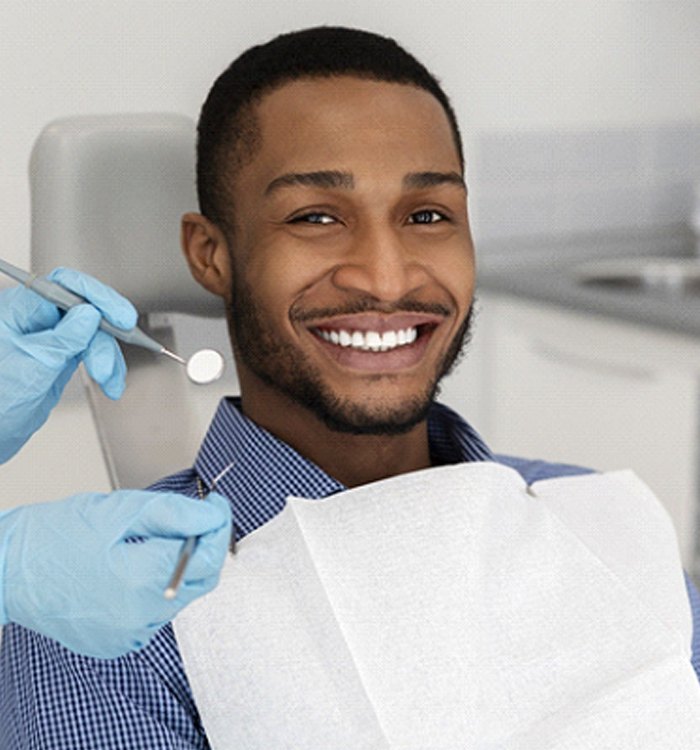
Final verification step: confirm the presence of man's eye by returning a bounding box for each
[289,212,336,225]
[408,210,446,225]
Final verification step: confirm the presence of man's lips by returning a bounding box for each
[304,311,446,371]
[309,312,443,351]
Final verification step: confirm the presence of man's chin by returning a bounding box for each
[309,392,435,437]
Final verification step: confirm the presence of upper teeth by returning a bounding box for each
[316,327,418,351]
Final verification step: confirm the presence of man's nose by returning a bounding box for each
[331,225,428,302]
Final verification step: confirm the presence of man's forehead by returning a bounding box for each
[262,78,455,144]
[251,76,451,145]
[226,75,462,200]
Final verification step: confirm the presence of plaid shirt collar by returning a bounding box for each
[193,397,493,540]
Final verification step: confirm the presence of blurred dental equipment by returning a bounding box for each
[0,257,225,385]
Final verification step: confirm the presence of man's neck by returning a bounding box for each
[239,391,432,488]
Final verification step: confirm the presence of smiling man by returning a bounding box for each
[2,25,700,750]
[183,71,476,488]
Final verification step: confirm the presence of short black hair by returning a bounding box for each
[196,26,464,234]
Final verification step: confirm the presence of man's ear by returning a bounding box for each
[180,212,232,298]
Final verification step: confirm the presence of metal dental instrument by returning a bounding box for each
[0,257,187,365]
[164,461,237,600]
[0,259,227,384]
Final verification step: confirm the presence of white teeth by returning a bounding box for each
[316,327,419,351]
[382,331,397,349]
[365,332,382,351]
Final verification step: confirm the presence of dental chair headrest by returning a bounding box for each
[30,113,222,317]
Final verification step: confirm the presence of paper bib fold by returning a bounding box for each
[174,462,700,749]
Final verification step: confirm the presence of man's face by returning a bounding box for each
[224,76,476,435]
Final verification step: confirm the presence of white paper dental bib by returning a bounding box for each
[173,462,700,749]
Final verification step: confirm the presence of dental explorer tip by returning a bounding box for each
[160,348,187,366]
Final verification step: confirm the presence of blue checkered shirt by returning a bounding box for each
[2,397,700,748]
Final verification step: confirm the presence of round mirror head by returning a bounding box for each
[186,348,225,385]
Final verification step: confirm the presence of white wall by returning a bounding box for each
[2,0,700,267]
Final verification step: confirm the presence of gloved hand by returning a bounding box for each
[0,267,137,463]
[0,488,232,659]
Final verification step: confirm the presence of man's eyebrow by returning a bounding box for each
[265,170,354,195]
[402,171,466,191]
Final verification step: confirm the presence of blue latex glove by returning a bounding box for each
[0,489,232,658]
[0,267,137,463]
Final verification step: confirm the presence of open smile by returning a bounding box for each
[315,325,419,351]
[306,312,446,372]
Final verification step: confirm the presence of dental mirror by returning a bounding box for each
[186,348,225,385]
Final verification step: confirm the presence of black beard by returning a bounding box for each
[227,276,474,436]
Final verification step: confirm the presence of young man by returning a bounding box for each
[2,26,699,749]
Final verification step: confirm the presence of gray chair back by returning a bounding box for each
[30,114,235,488]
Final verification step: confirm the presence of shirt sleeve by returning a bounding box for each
[495,453,700,685]
[0,622,208,750]
[684,572,700,681]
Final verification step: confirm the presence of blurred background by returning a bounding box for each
[2,1,700,256]
[2,0,700,573]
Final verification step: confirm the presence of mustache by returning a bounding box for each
[291,297,452,323]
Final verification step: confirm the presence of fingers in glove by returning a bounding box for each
[0,285,61,334]
[83,330,128,399]
[176,571,224,601]
[115,535,224,608]
[16,305,102,369]
[179,517,231,583]
[124,491,232,540]
[48,267,138,331]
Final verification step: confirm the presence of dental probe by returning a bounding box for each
[0,257,186,365]
[164,461,237,601]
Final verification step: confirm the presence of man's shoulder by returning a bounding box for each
[146,467,197,494]
[493,454,594,484]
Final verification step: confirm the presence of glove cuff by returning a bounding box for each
[0,509,19,625]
